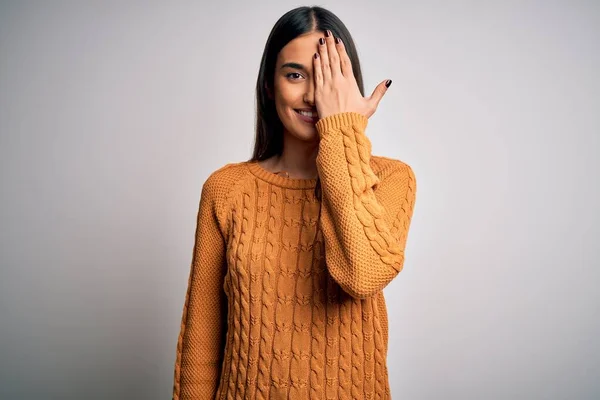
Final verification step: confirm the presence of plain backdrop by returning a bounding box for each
[1,1,598,399]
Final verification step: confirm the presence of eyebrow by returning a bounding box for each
[280,62,307,71]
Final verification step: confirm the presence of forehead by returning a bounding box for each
[276,31,323,66]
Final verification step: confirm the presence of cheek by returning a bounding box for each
[275,96,297,121]
[275,81,302,108]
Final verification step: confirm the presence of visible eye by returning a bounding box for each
[286,72,304,80]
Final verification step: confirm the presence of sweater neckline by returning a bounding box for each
[247,160,317,189]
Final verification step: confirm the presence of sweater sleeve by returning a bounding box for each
[315,112,417,299]
[173,172,229,399]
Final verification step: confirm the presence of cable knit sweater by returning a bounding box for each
[173,112,417,399]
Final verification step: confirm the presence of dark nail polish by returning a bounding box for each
[319,38,325,45]
[325,30,330,37]
[335,37,340,44]
[314,53,319,59]
[385,79,392,88]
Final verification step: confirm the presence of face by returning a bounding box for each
[269,31,323,142]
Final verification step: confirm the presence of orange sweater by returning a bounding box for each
[173,112,417,399]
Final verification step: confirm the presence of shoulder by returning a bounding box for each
[203,161,250,192]
[201,161,252,206]
[371,155,416,183]
[202,160,256,208]
[199,161,252,232]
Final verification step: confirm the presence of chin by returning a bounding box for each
[285,126,318,142]
[295,122,319,139]
[280,112,318,141]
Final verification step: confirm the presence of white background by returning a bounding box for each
[1,1,598,399]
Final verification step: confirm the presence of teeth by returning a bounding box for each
[297,110,316,118]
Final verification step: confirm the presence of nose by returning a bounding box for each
[303,80,315,106]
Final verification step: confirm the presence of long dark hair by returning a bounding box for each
[248,6,365,202]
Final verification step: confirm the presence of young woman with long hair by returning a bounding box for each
[173,6,417,399]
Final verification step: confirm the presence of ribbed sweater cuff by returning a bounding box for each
[315,111,369,138]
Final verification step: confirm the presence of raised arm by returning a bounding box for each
[173,172,229,399]
[315,112,417,299]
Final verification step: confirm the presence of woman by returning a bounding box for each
[173,6,417,400]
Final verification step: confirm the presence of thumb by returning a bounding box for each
[369,79,392,108]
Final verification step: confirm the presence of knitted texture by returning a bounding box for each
[173,112,417,399]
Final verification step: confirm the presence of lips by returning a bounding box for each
[295,109,319,123]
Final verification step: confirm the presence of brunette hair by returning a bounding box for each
[249,6,365,202]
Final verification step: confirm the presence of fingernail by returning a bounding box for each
[319,38,325,45]
[314,53,319,59]
[335,37,340,44]
[325,30,331,37]
[385,79,392,88]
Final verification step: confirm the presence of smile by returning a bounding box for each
[295,109,317,117]
[295,109,319,123]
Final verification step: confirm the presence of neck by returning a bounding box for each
[272,130,319,179]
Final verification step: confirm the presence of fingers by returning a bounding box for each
[313,51,323,90]
[318,31,354,80]
[317,36,332,84]
[368,79,391,110]
[323,30,341,78]
[335,37,354,78]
